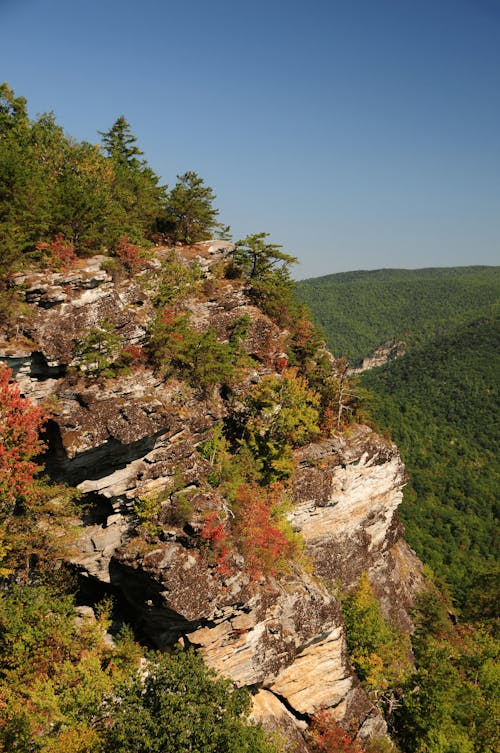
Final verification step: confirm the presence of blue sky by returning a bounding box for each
[1,0,499,278]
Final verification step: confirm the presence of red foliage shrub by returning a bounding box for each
[115,236,148,272]
[159,308,185,341]
[320,405,336,435]
[200,512,233,577]
[275,356,288,373]
[36,234,77,271]
[310,710,363,753]
[0,364,47,515]
[118,344,147,368]
[233,483,298,580]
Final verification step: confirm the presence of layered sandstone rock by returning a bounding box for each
[0,245,423,746]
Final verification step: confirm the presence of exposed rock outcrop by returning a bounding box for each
[0,244,424,747]
[349,340,406,374]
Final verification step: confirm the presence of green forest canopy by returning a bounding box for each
[296,266,500,364]
[297,265,499,617]
[362,313,499,616]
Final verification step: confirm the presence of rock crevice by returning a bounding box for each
[0,247,424,746]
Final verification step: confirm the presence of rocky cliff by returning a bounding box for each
[0,243,424,748]
[349,340,406,375]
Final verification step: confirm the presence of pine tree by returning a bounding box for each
[165,171,220,244]
[232,232,296,280]
[99,116,167,245]
[99,116,143,168]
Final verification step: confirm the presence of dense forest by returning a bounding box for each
[0,82,224,279]
[297,268,499,620]
[0,84,498,753]
[296,267,500,364]
[362,314,499,616]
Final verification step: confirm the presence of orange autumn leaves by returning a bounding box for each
[201,483,301,581]
[0,364,46,516]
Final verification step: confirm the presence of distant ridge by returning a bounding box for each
[299,264,496,284]
[296,265,500,364]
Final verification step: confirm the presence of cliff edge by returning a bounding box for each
[0,243,424,747]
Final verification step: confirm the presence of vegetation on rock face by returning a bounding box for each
[74,320,121,376]
[239,367,322,482]
[309,710,364,753]
[341,573,411,705]
[231,482,302,579]
[230,232,299,326]
[0,364,76,580]
[4,85,497,753]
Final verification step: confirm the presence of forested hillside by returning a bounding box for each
[362,314,499,616]
[298,267,499,619]
[296,267,500,364]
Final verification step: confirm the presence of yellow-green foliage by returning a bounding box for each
[341,573,411,698]
[147,305,236,392]
[0,585,138,752]
[242,367,321,482]
[133,472,194,536]
[155,251,202,306]
[74,320,121,376]
[133,494,164,536]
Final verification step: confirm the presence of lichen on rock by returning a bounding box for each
[0,243,424,748]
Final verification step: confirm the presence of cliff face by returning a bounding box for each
[349,340,406,374]
[0,244,424,746]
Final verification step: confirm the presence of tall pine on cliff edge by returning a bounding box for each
[99,115,168,244]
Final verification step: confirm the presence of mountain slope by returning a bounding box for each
[297,267,499,615]
[296,266,500,364]
[362,313,499,613]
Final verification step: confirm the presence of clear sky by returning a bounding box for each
[1,0,499,278]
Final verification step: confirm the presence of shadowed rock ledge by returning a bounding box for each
[0,245,424,746]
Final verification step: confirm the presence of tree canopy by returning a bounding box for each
[99,116,144,168]
[0,84,224,272]
[164,171,221,244]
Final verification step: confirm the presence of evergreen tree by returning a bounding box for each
[165,171,220,243]
[0,83,36,272]
[99,115,143,168]
[230,233,298,325]
[99,116,167,245]
[232,232,296,280]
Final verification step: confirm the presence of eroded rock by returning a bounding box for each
[1,248,424,747]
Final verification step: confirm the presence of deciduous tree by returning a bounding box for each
[103,649,276,753]
[241,367,320,482]
[0,364,46,521]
